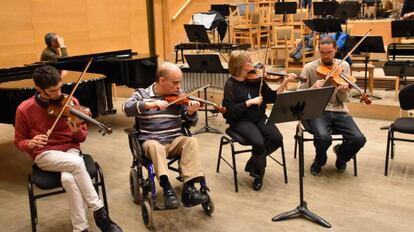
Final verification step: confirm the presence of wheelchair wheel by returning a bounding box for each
[129,168,141,204]
[201,193,214,216]
[141,199,153,228]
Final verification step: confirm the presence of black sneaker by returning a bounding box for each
[181,186,208,207]
[93,207,123,232]
[164,188,179,209]
[333,144,347,173]
[310,161,322,176]
[252,175,263,191]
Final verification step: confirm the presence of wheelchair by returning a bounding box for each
[124,124,214,228]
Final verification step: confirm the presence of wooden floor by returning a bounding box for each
[1,99,414,232]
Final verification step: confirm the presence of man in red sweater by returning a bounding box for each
[14,65,122,232]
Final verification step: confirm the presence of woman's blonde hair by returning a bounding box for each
[228,50,251,77]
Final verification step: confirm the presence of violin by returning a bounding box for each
[47,95,113,135]
[318,29,372,105]
[317,63,371,104]
[163,93,227,114]
[245,68,307,83]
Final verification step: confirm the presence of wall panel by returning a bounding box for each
[0,0,149,68]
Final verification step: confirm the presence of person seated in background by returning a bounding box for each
[14,65,122,232]
[123,62,209,209]
[289,31,315,62]
[401,0,414,19]
[40,32,68,61]
[222,50,297,191]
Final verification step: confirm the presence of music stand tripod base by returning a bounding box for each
[267,87,335,229]
[272,201,331,228]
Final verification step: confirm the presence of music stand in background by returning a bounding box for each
[305,18,343,34]
[211,4,230,17]
[274,2,297,23]
[391,19,414,38]
[383,62,414,89]
[184,54,223,135]
[345,36,385,100]
[184,24,211,45]
[361,0,382,18]
[313,1,338,18]
[333,1,361,32]
[268,86,335,228]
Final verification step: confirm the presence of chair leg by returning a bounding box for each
[216,136,225,173]
[96,163,109,213]
[385,129,392,176]
[353,155,357,177]
[390,131,395,159]
[229,141,238,193]
[294,136,298,159]
[280,144,288,184]
[28,175,37,232]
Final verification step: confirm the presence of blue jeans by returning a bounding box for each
[303,111,366,166]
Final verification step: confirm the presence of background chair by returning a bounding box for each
[293,125,358,176]
[27,154,108,232]
[216,127,288,192]
[384,84,414,176]
[270,26,294,66]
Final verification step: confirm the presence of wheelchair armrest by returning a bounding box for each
[124,127,139,136]
[182,121,193,137]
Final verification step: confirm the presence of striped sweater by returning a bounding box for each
[123,83,198,144]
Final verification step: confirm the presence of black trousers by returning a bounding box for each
[230,119,283,176]
[303,111,366,166]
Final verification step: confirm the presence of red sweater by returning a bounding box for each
[14,95,88,160]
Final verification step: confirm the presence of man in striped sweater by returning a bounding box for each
[123,62,208,209]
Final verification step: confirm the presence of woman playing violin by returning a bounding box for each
[222,50,297,191]
[14,65,122,232]
[123,62,210,209]
[298,36,366,176]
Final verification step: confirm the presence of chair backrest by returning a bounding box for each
[250,11,261,25]
[257,6,272,24]
[292,8,308,22]
[274,26,294,41]
[399,83,414,110]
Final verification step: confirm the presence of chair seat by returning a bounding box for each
[32,154,97,190]
[351,63,375,69]
[392,117,414,134]
[225,128,250,145]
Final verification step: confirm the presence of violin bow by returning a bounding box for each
[322,29,372,85]
[259,32,271,97]
[166,83,210,106]
[46,58,93,137]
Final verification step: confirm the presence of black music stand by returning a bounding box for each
[391,19,414,38]
[345,36,385,100]
[275,2,297,23]
[384,62,414,88]
[184,54,223,135]
[211,4,230,17]
[313,1,338,18]
[333,1,361,32]
[268,86,335,228]
[184,24,211,44]
[311,18,343,33]
[361,0,381,19]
